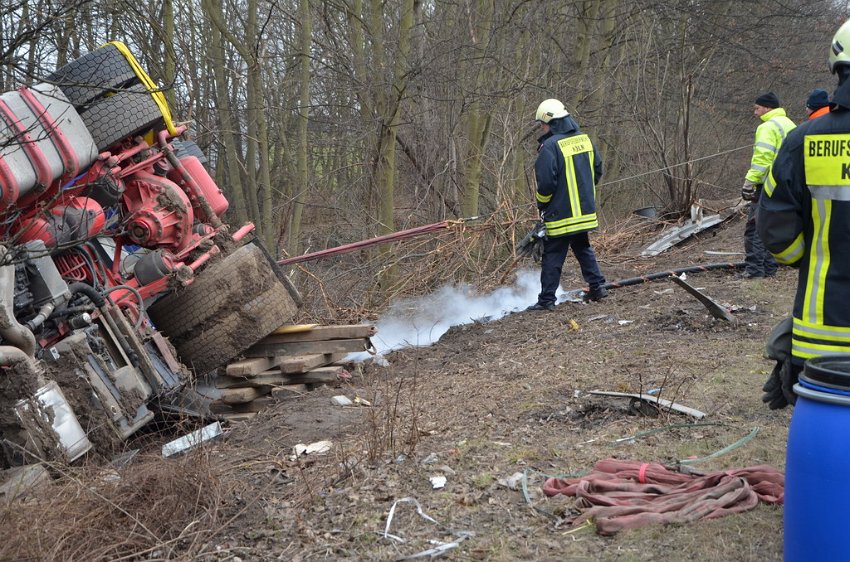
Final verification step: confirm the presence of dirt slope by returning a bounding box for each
[207,214,794,561]
[2,214,798,561]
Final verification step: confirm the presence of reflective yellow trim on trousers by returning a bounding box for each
[795,318,850,341]
[536,191,552,204]
[545,213,598,236]
[803,200,830,325]
[793,317,850,360]
[792,340,850,359]
[773,232,804,265]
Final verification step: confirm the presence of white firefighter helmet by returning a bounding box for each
[535,99,569,123]
[829,18,850,73]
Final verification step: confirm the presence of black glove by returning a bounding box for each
[517,221,546,261]
[741,180,756,201]
[761,358,799,409]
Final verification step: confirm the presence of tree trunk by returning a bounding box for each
[287,0,312,257]
[201,0,249,226]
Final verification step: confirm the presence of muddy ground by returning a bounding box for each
[1,213,797,561]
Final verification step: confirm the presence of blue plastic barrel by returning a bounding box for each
[785,356,850,561]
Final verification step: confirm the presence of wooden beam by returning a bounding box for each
[226,356,277,376]
[219,386,271,404]
[271,384,308,399]
[262,324,376,343]
[225,352,344,377]
[216,365,345,388]
[278,353,343,374]
[243,338,369,357]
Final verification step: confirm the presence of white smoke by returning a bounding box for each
[351,268,573,362]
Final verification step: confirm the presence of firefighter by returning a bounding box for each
[527,98,607,311]
[740,92,796,279]
[757,18,850,408]
[805,89,830,120]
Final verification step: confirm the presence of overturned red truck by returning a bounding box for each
[0,42,299,466]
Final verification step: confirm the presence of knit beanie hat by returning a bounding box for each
[755,92,780,109]
[806,89,829,110]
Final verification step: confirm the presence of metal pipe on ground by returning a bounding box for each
[602,262,747,291]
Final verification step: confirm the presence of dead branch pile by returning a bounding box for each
[0,452,231,561]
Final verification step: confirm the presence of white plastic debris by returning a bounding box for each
[306,440,332,454]
[497,471,526,490]
[162,421,223,458]
[331,395,353,406]
[618,320,633,326]
[429,475,447,489]
[292,440,333,459]
[383,497,474,559]
[421,452,439,465]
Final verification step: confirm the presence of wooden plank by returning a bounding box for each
[220,386,270,404]
[243,338,369,358]
[219,412,257,423]
[216,365,345,388]
[226,357,277,377]
[225,353,343,378]
[278,353,343,374]
[263,325,376,343]
[271,384,308,400]
[273,324,319,334]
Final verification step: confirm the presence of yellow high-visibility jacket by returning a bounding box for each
[746,108,796,184]
[759,84,850,363]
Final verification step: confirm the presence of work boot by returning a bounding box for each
[738,271,764,279]
[584,286,608,302]
[526,302,555,312]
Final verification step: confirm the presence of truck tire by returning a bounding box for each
[78,83,164,151]
[147,241,299,375]
[47,44,138,108]
[172,139,208,164]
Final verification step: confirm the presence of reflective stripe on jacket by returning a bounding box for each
[745,108,796,184]
[758,82,850,363]
[535,121,602,238]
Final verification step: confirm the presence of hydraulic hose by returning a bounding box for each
[68,282,105,308]
[103,284,146,330]
[561,261,747,301]
[601,262,747,291]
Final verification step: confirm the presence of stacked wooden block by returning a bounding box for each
[210,324,376,421]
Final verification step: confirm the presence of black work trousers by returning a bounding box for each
[538,231,606,306]
[744,190,777,277]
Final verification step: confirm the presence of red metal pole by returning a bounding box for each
[278,221,453,266]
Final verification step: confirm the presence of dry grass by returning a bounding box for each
[0,451,233,561]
